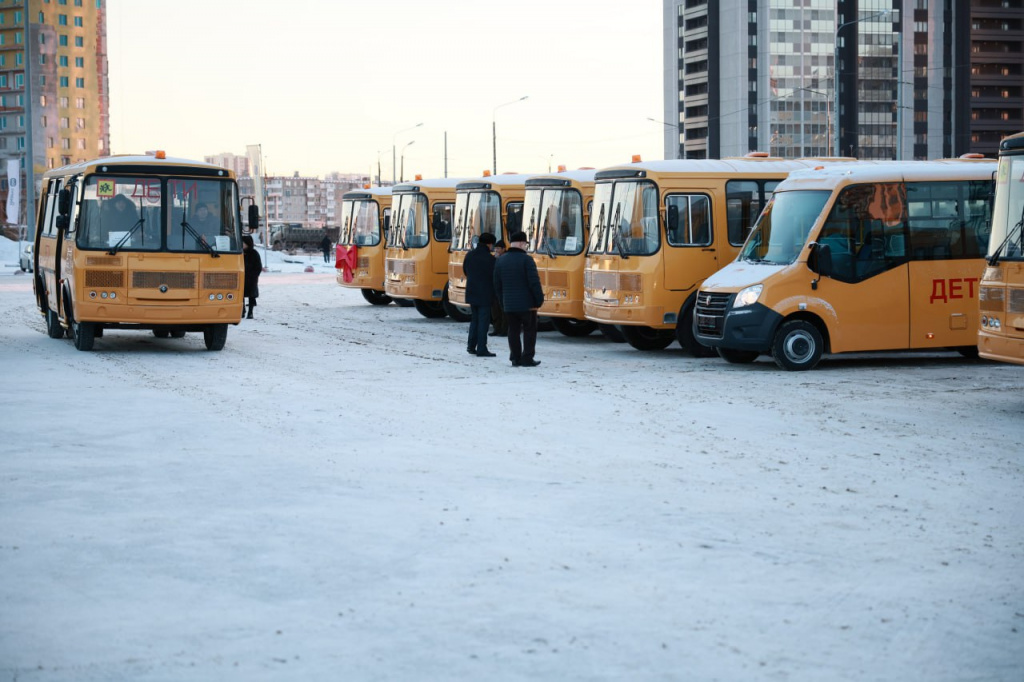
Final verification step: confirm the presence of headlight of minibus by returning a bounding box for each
[733,284,763,308]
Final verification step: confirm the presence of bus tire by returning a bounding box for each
[413,299,447,319]
[170,330,187,338]
[361,289,392,306]
[441,283,471,322]
[551,317,597,337]
[46,307,65,339]
[537,316,556,332]
[393,298,415,307]
[676,300,716,357]
[71,316,96,351]
[717,347,759,364]
[771,319,823,371]
[598,323,626,343]
[621,325,675,351]
[153,330,170,338]
[204,324,228,351]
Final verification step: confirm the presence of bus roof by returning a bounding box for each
[594,157,843,179]
[456,172,540,191]
[43,153,231,178]
[392,177,467,193]
[999,131,1024,154]
[525,168,598,187]
[773,159,997,192]
[342,186,392,200]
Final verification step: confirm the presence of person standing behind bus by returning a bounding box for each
[242,235,262,319]
[490,239,508,337]
[320,231,332,263]
[493,230,544,367]
[463,232,497,357]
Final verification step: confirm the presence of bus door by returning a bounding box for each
[430,200,454,277]
[812,181,910,352]
[35,177,65,312]
[663,188,717,292]
[905,180,991,348]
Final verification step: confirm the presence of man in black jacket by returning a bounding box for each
[463,232,497,357]
[493,230,544,367]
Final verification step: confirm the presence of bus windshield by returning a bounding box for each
[989,154,1024,262]
[740,190,830,264]
[586,180,658,256]
[389,194,429,249]
[339,199,383,247]
[78,176,240,253]
[522,187,585,256]
[452,191,501,252]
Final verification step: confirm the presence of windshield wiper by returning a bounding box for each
[107,217,145,255]
[614,231,630,259]
[180,219,220,258]
[543,237,556,259]
[988,205,1024,266]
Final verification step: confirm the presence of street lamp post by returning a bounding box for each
[392,122,423,184]
[834,9,890,157]
[400,141,415,183]
[493,96,528,174]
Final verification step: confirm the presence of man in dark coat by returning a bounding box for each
[493,230,544,367]
[242,235,262,319]
[462,232,497,357]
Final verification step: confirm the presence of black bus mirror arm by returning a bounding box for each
[808,242,832,290]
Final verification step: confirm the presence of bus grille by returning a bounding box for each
[695,291,731,337]
[86,257,122,267]
[450,263,465,280]
[85,270,124,288]
[584,271,640,292]
[357,256,370,269]
[133,271,197,289]
[979,286,1005,312]
[203,272,239,289]
[387,259,415,276]
[543,271,569,288]
[1010,288,1024,314]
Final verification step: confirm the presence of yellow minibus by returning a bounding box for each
[336,186,392,305]
[384,177,462,318]
[979,132,1024,365]
[31,152,249,351]
[694,158,996,370]
[584,156,831,354]
[447,172,533,319]
[521,168,597,336]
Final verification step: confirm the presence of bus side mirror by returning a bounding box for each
[58,188,72,216]
[666,209,678,237]
[56,215,69,231]
[248,204,259,232]
[809,242,832,289]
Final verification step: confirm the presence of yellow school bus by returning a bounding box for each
[336,186,392,305]
[384,176,462,318]
[584,156,831,354]
[979,132,1024,365]
[521,168,597,336]
[694,158,996,370]
[447,172,533,319]
[31,152,248,351]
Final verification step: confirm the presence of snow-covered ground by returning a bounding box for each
[1,235,1022,681]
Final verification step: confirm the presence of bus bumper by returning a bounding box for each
[695,302,781,352]
[978,331,1024,366]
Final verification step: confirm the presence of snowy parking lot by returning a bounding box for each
[1,241,1022,681]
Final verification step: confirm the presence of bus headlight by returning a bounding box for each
[734,284,763,308]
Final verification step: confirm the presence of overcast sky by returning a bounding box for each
[106,0,665,181]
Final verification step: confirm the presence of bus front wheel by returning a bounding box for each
[676,302,716,357]
[204,324,228,351]
[71,317,96,351]
[361,289,393,306]
[621,325,675,351]
[771,320,823,371]
[551,318,597,337]
[717,347,759,364]
[46,307,65,339]
[441,284,471,322]
[413,299,446,319]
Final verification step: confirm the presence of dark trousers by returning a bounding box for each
[491,298,507,334]
[468,304,492,353]
[506,310,538,364]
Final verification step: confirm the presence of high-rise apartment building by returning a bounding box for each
[663,0,1022,161]
[0,0,109,227]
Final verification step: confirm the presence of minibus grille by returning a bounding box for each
[203,272,239,289]
[544,271,569,288]
[85,270,124,288]
[132,271,197,289]
[86,256,122,267]
[387,259,415,276]
[979,286,1005,312]
[695,291,731,337]
[357,256,370,269]
[1009,288,1024,314]
[584,270,641,292]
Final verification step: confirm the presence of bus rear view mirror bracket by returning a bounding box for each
[809,242,833,290]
